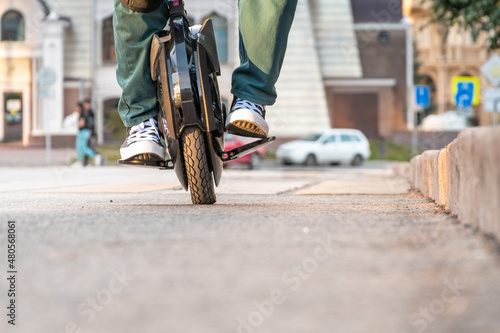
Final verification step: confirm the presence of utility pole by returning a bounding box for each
[402,8,415,154]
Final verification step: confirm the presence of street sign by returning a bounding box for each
[483,88,500,113]
[481,54,500,87]
[451,76,480,107]
[455,82,473,108]
[37,67,56,87]
[484,87,500,127]
[37,67,57,165]
[415,85,430,108]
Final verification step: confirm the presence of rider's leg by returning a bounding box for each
[75,129,96,166]
[75,130,85,162]
[227,0,298,138]
[80,129,97,159]
[113,0,168,160]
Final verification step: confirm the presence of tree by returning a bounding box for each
[427,0,500,49]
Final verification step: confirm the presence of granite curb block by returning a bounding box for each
[394,128,500,240]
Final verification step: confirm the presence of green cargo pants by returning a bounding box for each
[114,0,298,127]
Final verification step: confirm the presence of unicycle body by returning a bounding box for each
[123,0,275,204]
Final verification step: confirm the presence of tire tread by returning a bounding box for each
[182,127,216,204]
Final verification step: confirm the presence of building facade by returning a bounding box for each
[269,0,411,139]
[0,0,242,146]
[0,0,69,145]
[1,0,422,147]
[411,0,499,126]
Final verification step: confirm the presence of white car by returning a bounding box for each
[276,129,371,166]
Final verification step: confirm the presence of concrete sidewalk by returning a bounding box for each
[2,165,500,333]
[0,145,76,166]
[0,165,404,196]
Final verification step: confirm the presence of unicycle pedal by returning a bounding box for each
[118,154,174,169]
[220,136,276,162]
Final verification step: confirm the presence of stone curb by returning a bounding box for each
[394,128,500,240]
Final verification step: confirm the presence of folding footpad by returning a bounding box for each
[220,136,276,162]
[118,136,276,168]
[118,154,174,169]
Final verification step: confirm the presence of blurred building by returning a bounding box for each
[8,0,481,147]
[0,0,240,146]
[271,0,411,140]
[410,0,496,126]
[0,0,66,145]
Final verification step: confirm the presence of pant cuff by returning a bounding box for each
[122,109,159,128]
[231,89,276,106]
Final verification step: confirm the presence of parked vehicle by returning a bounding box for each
[224,134,266,169]
[276,129,371,166]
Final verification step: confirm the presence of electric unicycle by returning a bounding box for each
[119,0,275,204]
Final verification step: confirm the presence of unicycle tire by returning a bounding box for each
[182,126,216,205]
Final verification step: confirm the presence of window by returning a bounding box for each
[103,98,123,143]
[416,19,431,48]
[102,16,116,63]
[350,135,361,142]
[203,13,228,63]
[324,135,337,143]
[341,135,352,142]
[300,133,322,142]
[1,10,25,41]
[464,33,477,46]
[378,31,390,45]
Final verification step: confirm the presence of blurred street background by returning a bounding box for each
[2,161,500,333]
[0,0,498,154]
[1,0,500,332]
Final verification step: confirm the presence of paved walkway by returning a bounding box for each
[1,166,499,333]
[0,144,76,166]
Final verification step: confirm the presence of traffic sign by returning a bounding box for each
[37,67,56,86]
[484,88,500,113]
[455,82,473,108]
[481,54,500,87]
[451,76,480,107]
[415,85,430,108]
[484,87,500,127]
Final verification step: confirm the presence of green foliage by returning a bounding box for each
[427,0,500,49]
[103,107,126,143]
[96,145,121,163]
[369,140,417,161]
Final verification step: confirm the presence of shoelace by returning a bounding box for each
[233,98,265,117]
[127,119,161,145]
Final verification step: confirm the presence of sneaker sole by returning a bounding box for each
[121,153,164,164]
[226,121,267,138]
[225,109,269,138]
[120,141,165,160]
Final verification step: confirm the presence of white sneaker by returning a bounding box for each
[94,154,104,166]
[225,98,269,138]
[189,25,202,39]
[120,118,165,161]
[71,161,84,168]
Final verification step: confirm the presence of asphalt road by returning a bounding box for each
[1,164,499,333]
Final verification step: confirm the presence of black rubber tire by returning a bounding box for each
[182,126,216,204]
[304,154,317,166]
[351,154,364,166]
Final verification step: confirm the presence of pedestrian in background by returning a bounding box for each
[82,98,97,151]
[73,101,103,167]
